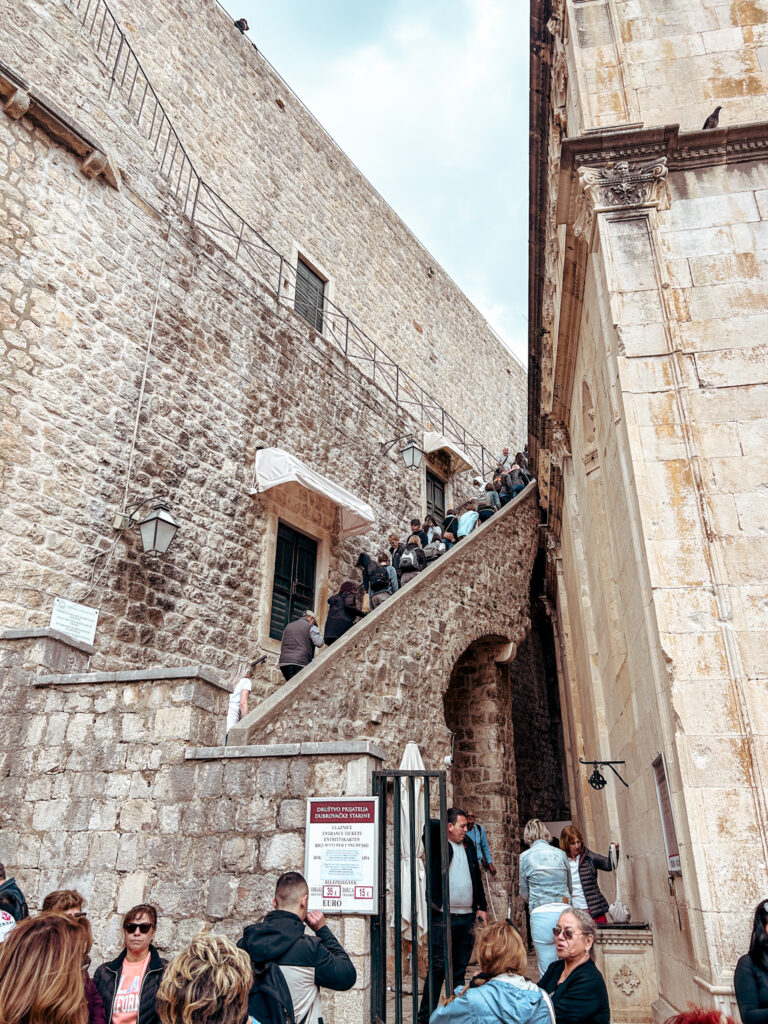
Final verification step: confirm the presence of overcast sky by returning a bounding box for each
[217,0,529,366]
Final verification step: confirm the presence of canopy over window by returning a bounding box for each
[251,448,376,538]
[422,432,474,475]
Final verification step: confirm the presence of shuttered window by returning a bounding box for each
[269,523,318,640]
[426,470,446,522]
[295,258,325,333]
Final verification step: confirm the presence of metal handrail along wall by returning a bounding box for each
[65,0,498,478]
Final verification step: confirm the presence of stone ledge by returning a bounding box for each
[185,740,388,761]
[34,664,231,691]
[0,58,119,188]
[0,627,97,655]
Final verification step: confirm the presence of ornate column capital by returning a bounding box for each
[573,157,670,239]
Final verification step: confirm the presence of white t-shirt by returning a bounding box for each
[448,841,473,914]
[0,909,15,942]
[227,677,252,731]
[569,857,588,910]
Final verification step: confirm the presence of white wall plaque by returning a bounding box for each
[49,597,99,646]
[305,797,379,915]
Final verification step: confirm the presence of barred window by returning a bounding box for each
[295,258,325,333]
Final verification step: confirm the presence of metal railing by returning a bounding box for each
[66,0,497,477]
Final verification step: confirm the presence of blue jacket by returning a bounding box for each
[466,824,492,866]
[519,840,571,910]
[430,973,554,1024]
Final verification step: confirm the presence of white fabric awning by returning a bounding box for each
[422,431,474,474]
[250,447,376,538]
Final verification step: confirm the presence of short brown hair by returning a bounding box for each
[559,825,585,854]
[123,904,158,930]
[42,890,84,914]
[157,933,252,1024]
[274,872,308,909]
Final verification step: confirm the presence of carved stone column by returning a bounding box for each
[573,158,670,244]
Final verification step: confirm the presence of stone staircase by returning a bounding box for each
[227,483,540,764]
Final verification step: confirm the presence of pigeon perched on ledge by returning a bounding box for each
[702,106,722,129]
[234,18,249,32]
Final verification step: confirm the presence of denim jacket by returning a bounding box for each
[519,840,571,910]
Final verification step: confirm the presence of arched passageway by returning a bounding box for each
[443,613,569,921]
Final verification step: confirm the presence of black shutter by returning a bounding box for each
[269,523,318,640]
[426,470,446,521]
[295,258,325,333]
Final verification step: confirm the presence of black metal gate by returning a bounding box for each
[371,770,452,1024]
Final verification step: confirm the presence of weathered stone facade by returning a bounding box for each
[0,3,560,1022]
[531,0,768,1018]
[0,630,376,1021]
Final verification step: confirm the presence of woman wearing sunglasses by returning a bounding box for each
[94,904,167,1024]
[537,908,609,1024]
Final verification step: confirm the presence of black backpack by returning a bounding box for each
[246,959,297,1024]
[368,562,390,593]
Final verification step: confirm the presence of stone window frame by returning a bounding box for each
[288,242,335,336]
[257,503,332,656]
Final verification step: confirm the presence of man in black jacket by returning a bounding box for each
[238,871,356,1024]
[418,808,488,1023]
[0,862,28,921]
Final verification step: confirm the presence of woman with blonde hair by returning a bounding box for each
[156,932,258,1024]
[430,919,555,1023]
[519,819,572,977]
[0,912,89,1024]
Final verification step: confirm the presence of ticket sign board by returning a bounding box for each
[305,797,378,915]
[49,597,99,646]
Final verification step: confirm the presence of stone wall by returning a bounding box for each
[444,643,518,920]
[508,605,570,827]
[531,0,768,1008]
[0,0,526,464]
[563,0,768,134]
[0,632,376,1023]
[0,0,489,677]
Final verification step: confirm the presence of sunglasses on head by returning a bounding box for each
[553,925,581,939]
[124,922,153,934]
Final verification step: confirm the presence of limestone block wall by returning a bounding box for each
[0,0,486,678]
[0,635,375,1023]
[549,156,768,1012]
[562,0,768,134]
[2,0,526,454]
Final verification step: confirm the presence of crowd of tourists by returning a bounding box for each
[0,870,355,1024]
[3,843,766,1024]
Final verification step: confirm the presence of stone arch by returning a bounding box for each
[443,634,516,900]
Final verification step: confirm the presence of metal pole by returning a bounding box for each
[276,256,284,309]
[408,775,419,1024]
[371,773,386,1023]
[423,777,434,1021]
[438,775,453,1000]
[393,781,403,1024]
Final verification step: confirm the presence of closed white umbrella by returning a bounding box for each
[394,741,428,943]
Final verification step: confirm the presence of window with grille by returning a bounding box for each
[426,470,446,522]
[295,258,325,333]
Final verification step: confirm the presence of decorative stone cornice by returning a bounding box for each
[573,158,669,239]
